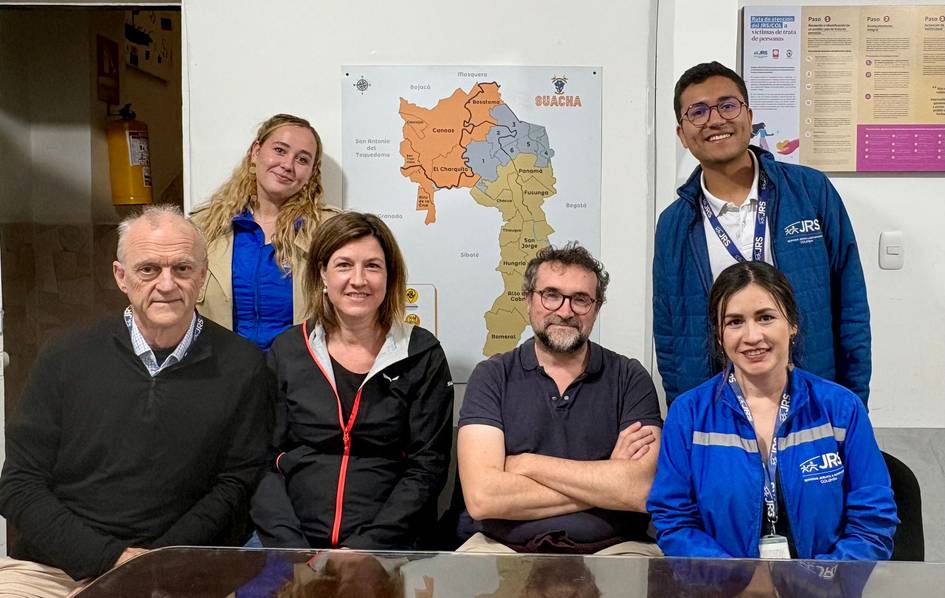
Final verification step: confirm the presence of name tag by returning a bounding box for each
[759,534,791,560]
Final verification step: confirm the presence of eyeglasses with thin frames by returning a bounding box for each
[680,98,747,127]
[533,288,599,315]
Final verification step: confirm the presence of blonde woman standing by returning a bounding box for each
[192,113,337,349]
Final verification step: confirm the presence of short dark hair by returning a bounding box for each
[674,61,750,123]
[304,211,407,333]
[523,242,610,306]
[708,261,799,368]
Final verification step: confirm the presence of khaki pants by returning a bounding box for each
[0,558,88,598]
[457,532,663,556]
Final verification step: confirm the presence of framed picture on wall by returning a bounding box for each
[96,35,120,104]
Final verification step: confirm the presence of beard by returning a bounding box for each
[533,316,588,354]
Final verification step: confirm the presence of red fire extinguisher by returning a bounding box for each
[107,104,153,205]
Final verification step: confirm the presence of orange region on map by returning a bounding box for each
[462,82,502,145]
[399,83,502,224]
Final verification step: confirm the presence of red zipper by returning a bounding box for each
[302,322,364,547]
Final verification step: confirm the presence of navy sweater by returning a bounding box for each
[0,315,270,580]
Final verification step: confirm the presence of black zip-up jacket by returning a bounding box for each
[252,320,454,549]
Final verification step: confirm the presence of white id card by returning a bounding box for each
[759,534,791,560]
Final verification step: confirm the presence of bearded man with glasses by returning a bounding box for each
[654,61,870,408]
[456,243,663,556]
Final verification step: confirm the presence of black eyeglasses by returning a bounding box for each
[680,98,747,127]
[533,289,599,315]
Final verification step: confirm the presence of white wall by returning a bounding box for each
[0,10,94,224]
[182,0,659,368]
[0,11,33,222]
[30,11,94,224]
[658,0,945,428]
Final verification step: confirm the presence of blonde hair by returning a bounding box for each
[305,212,407,333]
[194,113,326,270]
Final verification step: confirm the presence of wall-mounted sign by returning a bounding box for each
[404,284,438,335]
[743,5,945,172]
[124,10,175,82]
[96,35,120,105]
[342,66,603,380]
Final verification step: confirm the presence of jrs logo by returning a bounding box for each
[784,219,821,235]
[783,219,823,245]
[800,452,844,484]
[714,226,732,247]
[800,561,838,580]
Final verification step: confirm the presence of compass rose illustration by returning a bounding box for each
[354,75,371,94]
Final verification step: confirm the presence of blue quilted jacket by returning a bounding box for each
[653,146,871,406]
[647,367,897,560]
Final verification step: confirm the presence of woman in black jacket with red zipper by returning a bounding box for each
[251,211,454,549]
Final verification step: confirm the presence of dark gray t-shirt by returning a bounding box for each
[459,338,663,546]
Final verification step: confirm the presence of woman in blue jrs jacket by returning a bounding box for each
[647,261,897,560]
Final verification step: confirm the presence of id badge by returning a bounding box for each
[759,534,791,560]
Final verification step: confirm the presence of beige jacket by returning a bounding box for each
[191,206,338,330]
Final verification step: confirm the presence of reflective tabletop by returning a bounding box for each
[75,547,945,597]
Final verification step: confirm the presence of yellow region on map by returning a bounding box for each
[471,154,556,355]
[399,81,559,356]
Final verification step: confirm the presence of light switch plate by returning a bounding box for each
[879,231,904,270]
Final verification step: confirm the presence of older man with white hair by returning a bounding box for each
[0,205,270,596]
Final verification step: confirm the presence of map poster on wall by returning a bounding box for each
[743,5,945,172]
[342,66,602,381]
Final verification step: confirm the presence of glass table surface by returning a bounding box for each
[74,547,945,597]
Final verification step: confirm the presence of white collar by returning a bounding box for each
[700,151,760,215]
[124,306,201,375]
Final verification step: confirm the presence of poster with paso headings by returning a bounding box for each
[743,5,945,172]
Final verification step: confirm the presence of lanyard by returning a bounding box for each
[727,366,790,535]
[700,169,772,263]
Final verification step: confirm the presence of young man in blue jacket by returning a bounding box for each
[653,61,870,406]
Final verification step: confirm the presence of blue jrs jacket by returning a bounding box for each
[653,146,871,405]
[647,368,897,560]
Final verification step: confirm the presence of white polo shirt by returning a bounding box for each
[700,151,773,281]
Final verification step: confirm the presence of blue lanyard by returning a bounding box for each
[727,366,790,535]
[700,170,772,263]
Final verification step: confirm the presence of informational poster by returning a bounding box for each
[124,10,175,81]
[342,66,602,380]
[744,5,945,172]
